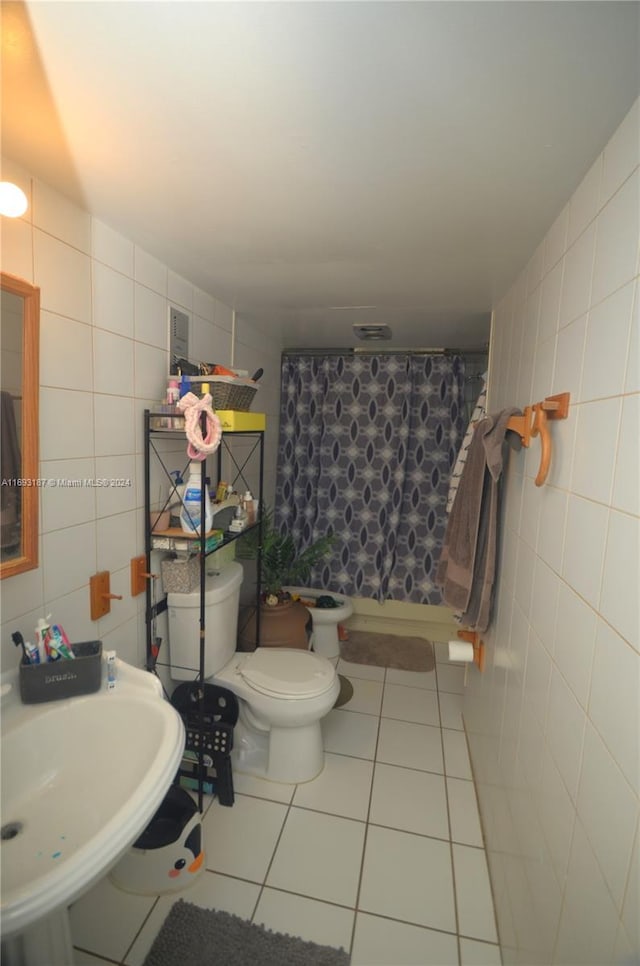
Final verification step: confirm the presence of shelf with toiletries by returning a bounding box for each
[143,408,265,811]
[145,411,264,555]
[149,521,262,556]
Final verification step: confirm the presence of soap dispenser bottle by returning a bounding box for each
[180,461,213,534]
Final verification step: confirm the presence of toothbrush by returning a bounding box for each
[12,631,38,664]
[11,631,29,663]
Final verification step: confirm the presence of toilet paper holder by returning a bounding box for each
[456,630,485,672]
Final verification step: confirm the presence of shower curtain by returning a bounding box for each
[275,353,465,605]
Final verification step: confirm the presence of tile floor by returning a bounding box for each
[70,646,501,965]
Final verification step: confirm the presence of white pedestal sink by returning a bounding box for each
[0,658,185,965]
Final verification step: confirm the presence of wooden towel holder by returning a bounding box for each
[506,392,570,487]
[453,394,571,665]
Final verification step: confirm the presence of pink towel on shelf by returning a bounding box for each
[437,407,520,632]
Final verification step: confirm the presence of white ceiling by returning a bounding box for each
[3,1,639,349]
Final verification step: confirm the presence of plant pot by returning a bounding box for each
[238,599,310,650]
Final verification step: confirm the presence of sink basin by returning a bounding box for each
[0,658,185,942]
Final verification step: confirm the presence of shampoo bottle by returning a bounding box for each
[179,374,191,399]
[180,461,213,534]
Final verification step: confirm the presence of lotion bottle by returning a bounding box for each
[243,490,256,524]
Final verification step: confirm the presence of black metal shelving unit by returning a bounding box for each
[143,408,264,811]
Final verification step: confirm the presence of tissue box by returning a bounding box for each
[161,556,200,594]
[19,641,103,704]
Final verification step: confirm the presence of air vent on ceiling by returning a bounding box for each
[353,323,392,341]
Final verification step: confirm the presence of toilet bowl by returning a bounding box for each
[215,648,338,782]
[284,587,353,659]
[167,564,339,784]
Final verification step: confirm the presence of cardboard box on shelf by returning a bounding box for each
[216,411,266,431]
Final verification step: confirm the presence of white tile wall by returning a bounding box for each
[40,311,94,391]
[0,162,283,671]
[600,510,640,648]
[134,246,167,294]
[591,170,639,308]
[558,222,595,329]
[467,99,640,963]
[582,280,636,401]
[34,229,92,323]
[92,262,134,338]
[612,394,640,515]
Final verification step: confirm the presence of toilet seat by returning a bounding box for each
[239,648,335,699]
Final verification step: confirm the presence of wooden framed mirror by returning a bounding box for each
[1,272,40,579]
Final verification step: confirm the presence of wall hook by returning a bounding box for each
[90,571,123,621]
[131,555,158,597]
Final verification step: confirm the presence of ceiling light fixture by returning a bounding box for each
[0,182,28,218]
[353,323,392,341]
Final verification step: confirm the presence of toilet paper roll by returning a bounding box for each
[448,640,475,663]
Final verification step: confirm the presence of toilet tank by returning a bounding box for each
[167,562,243,681]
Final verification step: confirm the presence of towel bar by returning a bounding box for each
[507,392,570,486]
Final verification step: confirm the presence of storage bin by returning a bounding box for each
[161,556,200,594]
[209,376,258,411]
[110,785,203,895]
[19,641,103,704]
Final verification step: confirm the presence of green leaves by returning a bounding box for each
[238,505,335,598]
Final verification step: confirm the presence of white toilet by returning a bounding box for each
[167,563,339,783]
[284,586,353,659]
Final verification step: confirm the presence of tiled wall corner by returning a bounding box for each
[467,99,640,964]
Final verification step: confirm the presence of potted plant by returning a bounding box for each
[237,507,335,649]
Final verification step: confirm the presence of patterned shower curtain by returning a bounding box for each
[275,353,465,605]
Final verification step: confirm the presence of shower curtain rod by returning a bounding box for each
[281,346,489,357]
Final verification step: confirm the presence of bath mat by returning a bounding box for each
[340,630,435,672]
[143,899,350,966]
[333,674,354,708]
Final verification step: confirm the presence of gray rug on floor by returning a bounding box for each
[340,630,435,672]
[143,900,350,966]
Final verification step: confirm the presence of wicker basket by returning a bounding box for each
[209,376,258,412]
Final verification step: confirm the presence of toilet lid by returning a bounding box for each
[240,648,336,698]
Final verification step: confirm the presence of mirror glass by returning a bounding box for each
[0,272,40,579]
